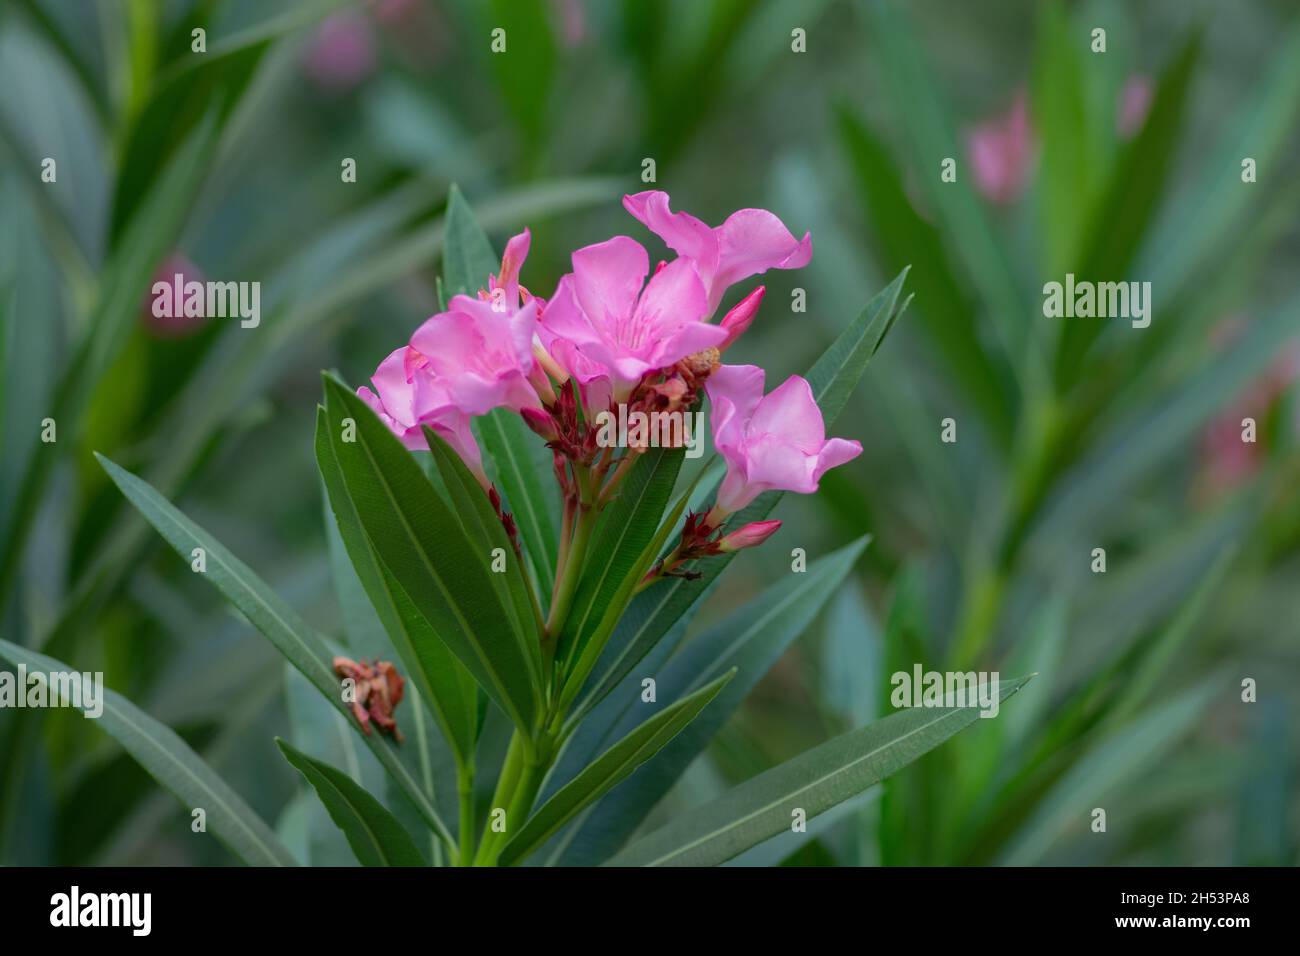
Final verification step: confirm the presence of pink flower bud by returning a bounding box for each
[520,407,559,443]
[719,286,765,351]
[718,519,782,552]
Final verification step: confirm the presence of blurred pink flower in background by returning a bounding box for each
[304,10,377,92]
[966,91,1032,205]
[1198,316,1300,495]
[1117,75,1153,139]
[555,0,586,47]
[142,253,207,338]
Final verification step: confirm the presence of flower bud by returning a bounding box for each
[718,519,782,552]
[520,407,560,442]
[719,286,765,351]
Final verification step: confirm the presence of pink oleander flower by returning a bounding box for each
[357,346,486,481]
[1117,75,1153,139]
[967,91,1033,205]
[407,293,542,416]
[706,364,862,516]
[540,235,723,400]
[622,191,811,315]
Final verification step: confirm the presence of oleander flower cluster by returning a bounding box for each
[359,192,861,610]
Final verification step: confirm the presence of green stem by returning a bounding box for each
[456,763,475,866]
[545,503,597,637]
[474,733,525,865]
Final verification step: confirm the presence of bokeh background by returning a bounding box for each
[1,0,1297,866]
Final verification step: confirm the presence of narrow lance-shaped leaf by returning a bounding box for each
[442,184,500,297]
[316,408,480,767]
[1053,29,1201,387]
[608,675,1033,866]
[500,669,735,866]
[95,453,454,848]
[322,375,544,734]
[277,739,428,867]
[549,537,870,866]
[422,426,539,649]
[477,409,561,596]
[556,448,684,712]
[0,639,297,867]
[838,106,1015,446]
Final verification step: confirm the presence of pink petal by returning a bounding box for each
[497,228,531,301]
[621,191,718,273]
[812,437,863,483]
[749,375,825,450]
[706,364,766,458]
[711,209,811,312]
[571,236,649,330]
[631,257,713,358]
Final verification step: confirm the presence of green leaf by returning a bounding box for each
[95,453,454,848]
[861,0,1030,371]
[284,663,373,867]
[478,409,561,596]
[608,675,1032,866]
[315,409,479,767]
[422,425,540,644]
[442,183,500,298]
[1105,549,1234,725]
[0,115,218,612]
[108,0,351,240]
[999,680,1213,865]
[321,375,544,735]
[0,639,296,867]
[1053,29,1201,387]
[277,739,427,867]
[1033,288,1300,546]
[556,448,684,711]
[499,669,735,866]
[838,110,1013,448]
[1143,20,1300,301]
[1031,1,1100,276]
[804,267,910,421]
[548,537,869,866]
[483,0,556,146]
